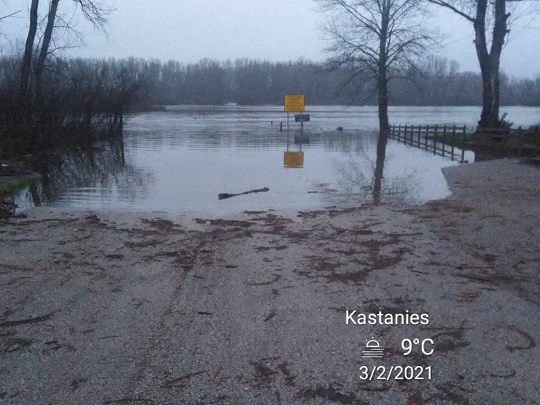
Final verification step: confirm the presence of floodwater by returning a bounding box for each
[13,105,540,215]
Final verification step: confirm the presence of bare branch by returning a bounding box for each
[74,0,114,32]
[426,0,475,22]
[0,10,21,20]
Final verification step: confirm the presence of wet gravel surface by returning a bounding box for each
[0,159,539,404]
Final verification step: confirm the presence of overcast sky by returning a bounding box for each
[2,0,540,78]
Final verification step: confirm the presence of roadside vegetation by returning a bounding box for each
[0,56,147,158]
[0,176,37,197]
[0,0,146,159]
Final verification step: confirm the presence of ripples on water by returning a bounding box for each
[17,105,525,215]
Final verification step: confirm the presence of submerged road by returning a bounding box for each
[0,159,539,404]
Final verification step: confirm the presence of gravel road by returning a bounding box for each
[1,159,539,404]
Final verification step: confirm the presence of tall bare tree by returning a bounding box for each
[427,0,511,128]
[317,0,433,202]
[318,0,432,131]
[34,0,59,103]
[20,0,39,97]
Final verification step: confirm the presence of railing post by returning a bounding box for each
[442,125,447,157]
[451,125,456,161]
[433,124,438,155]
[404,125,408,143]
[425,125,429,150]
[407,125,410,145]
[461,126,466,162]
[517,126,523,156]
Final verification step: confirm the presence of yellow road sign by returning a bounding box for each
[284,151,304,168]
[284,94,305,112]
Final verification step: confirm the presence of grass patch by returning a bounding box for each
[0,177,38,197]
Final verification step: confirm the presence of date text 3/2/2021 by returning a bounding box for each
[359,366,433,381]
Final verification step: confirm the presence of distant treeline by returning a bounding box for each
[1,53,539,157]
[138,56,540,107]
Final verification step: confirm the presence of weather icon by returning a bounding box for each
[362,339,385,358]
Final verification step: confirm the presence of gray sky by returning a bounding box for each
[2,0,540,78]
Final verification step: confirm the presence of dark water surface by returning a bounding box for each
[14,105,540,214]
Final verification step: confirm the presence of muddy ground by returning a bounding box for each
[0,159,539,404]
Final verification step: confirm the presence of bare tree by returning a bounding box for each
[318,0,433,132]
[20,0,39,97]
[35,0,60,103]
[33,0,112,102]
[427,0,512,128]
[317,0,433,202]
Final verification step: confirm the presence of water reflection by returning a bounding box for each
[334,153,420,206]
[14,139,152,211]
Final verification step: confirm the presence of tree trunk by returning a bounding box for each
[478,67,500,128]
[378,0,390,134]
[35,0,60,104]
[378,78,390,133]
[373,0,391,204]
[20,0,39,98]
[374,75,389,205]
[373,145,384,205]
[376,73,390,194]
[474,0,508,128]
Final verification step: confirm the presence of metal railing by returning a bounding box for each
[389,124,468,162]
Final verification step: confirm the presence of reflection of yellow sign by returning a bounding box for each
[284,94,305,112]
[284,151,304,168]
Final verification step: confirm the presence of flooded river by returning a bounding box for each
[13,105,540,214]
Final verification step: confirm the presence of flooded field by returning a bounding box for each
[13,105,540,214]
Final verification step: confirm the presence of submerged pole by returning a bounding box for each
[286,113,290,151]
[461,126,466,162]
